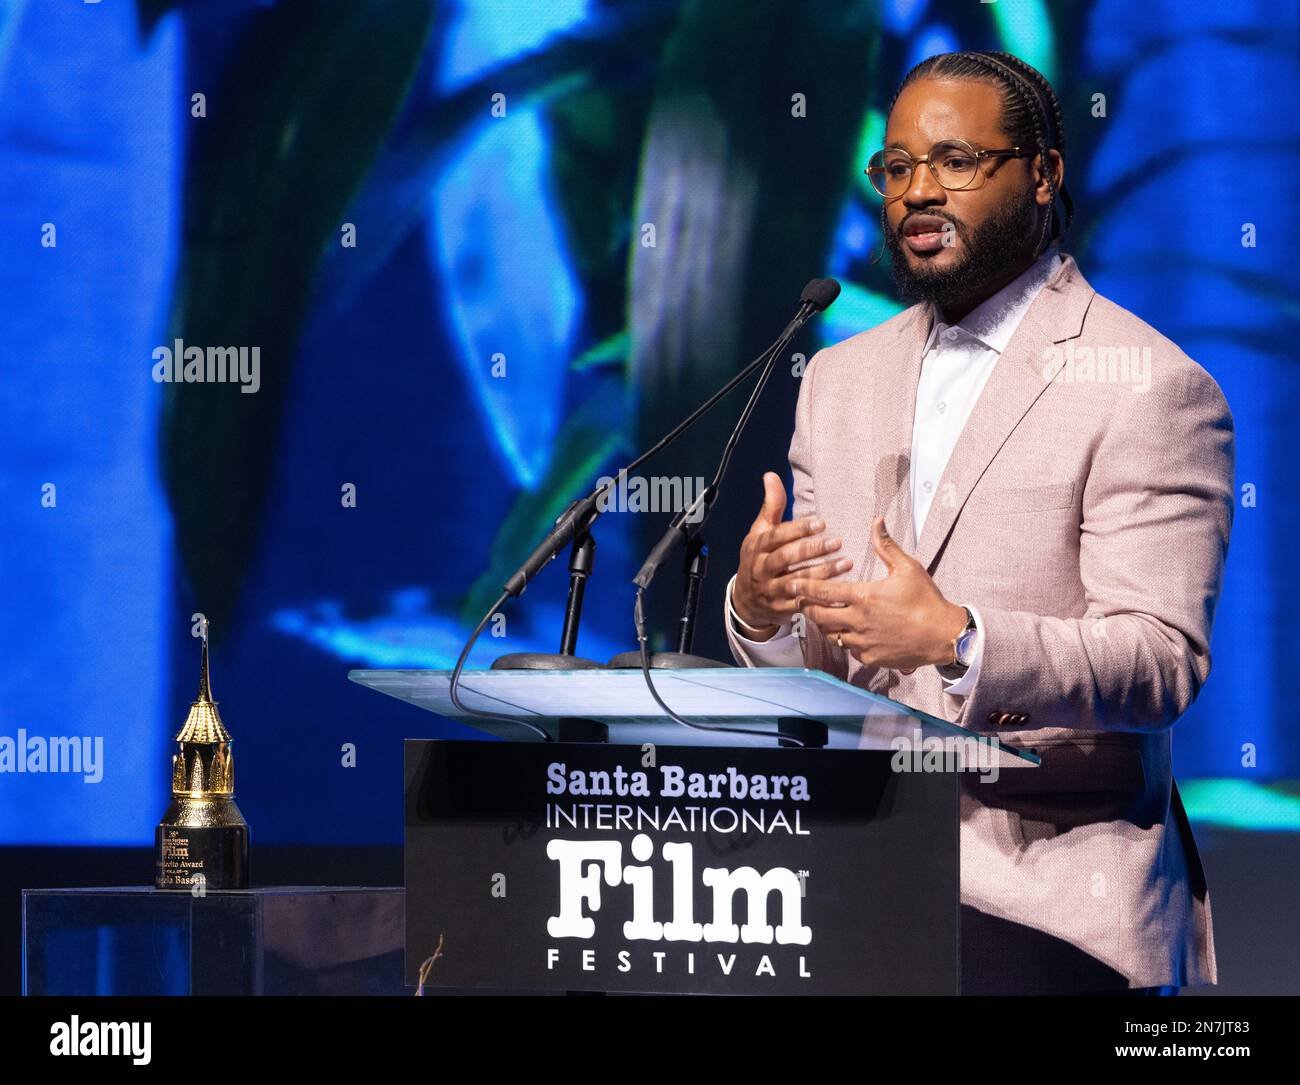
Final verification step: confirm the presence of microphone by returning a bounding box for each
[633,277,840,591]
[772,275,841,334]
[456,276,837,739]
[499,279,838,600]
[628,276,839,744]
[807,277,842,306]
[503,494,600,598]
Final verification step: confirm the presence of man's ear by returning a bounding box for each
[1035,148,1064,207]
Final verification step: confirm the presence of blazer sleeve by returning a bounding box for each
[944,359,1235,733]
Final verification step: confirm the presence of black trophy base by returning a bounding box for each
[155,817,250,891]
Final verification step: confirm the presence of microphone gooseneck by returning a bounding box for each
[450,277,840,741]
[632,278,840,745]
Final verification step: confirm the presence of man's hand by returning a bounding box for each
[791,516,967,671]
[732,472,853,640]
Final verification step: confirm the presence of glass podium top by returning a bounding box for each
[348,667,1038,766]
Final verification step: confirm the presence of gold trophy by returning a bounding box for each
[155,623,250,889]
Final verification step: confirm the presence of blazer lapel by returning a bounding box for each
[913,253,1096,570]
[854,302,931,582]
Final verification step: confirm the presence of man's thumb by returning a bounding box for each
[871,516,904,572]
[755,472,787,527]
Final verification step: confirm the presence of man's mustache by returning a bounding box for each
[892,211,965,237]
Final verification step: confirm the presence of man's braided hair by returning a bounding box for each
[883,50,1074,256]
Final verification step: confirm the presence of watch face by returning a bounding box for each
[956,629,977,666]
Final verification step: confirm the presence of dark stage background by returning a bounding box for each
[1,0,1297,994]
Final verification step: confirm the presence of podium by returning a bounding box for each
[350,666,1037,995]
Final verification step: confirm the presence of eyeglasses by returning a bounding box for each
[865,139,1030,200]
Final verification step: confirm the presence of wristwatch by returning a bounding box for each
[938,605,977,680]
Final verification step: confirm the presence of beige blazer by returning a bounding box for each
[727,252,1234,989]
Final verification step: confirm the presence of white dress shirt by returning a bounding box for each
[726,247,1064,696]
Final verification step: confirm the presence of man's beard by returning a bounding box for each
[884,196,1039,315]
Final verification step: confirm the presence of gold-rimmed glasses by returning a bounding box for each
[865,139,1030,200]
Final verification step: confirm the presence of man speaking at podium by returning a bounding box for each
[724,52,1233,995]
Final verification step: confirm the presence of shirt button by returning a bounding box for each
[922,480,933,492]
[943,328,959,341]
[936,400,946,412]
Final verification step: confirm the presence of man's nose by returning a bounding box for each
[903,160,946,208]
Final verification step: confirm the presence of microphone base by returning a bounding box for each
[490,653,603,670]
[606,650,733,670]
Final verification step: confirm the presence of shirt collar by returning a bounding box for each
[922,246,1063,355]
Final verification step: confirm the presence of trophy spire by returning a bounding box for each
[175,622,230,748]
[197,622,213,701]
[156,620,250,889]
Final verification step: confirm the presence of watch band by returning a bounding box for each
[938,605,977,679]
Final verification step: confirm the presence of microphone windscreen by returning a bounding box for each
[801,277,842,312]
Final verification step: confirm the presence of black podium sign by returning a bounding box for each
[405,740,959,994]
